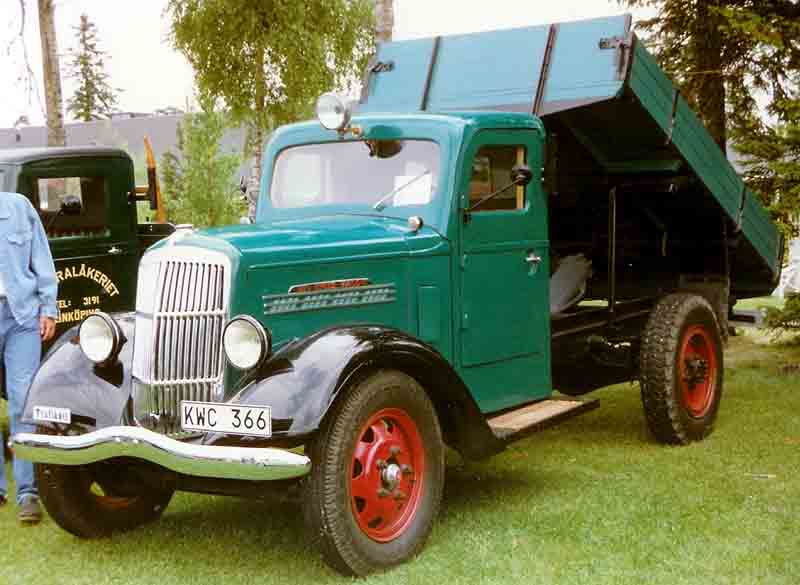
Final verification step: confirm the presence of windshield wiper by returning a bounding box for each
[372,170,430,211]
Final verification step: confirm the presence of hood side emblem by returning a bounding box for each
[288,278,370,294]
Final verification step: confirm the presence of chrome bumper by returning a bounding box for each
[10,426,311,481]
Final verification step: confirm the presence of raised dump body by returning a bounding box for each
[359,14,781,298]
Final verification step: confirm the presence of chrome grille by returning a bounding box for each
[133,248,230,436]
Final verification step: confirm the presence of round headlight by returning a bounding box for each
[79,312,124,364]
[223,316,271,370]
[316,92,351,131]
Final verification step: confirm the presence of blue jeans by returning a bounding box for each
[0,299,40,503]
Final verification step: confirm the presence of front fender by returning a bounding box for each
[234,326,502,459]
[22,312,135,430]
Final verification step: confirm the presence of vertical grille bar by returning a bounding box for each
[133,252,229,436]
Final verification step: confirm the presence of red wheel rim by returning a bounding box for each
[349,408,425,542]
[678,325,718,417]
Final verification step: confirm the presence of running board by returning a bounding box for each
[488,398,599,442]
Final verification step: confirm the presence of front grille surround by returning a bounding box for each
[132,246,232,436]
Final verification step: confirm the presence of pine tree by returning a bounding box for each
[66,13,119,121]
[719,10,800,235]
[622,1,800,153]
[622,1,800,231]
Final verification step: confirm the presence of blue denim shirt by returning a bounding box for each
[0,192,58,324]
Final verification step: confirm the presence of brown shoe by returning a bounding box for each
[0,494,7,507]
[17,495,42,525]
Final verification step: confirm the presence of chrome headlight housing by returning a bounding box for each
[223,315,272,370]
[79,312,124,364]
[316,92,351,131]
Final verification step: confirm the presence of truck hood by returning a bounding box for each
[140,213,450,381]
[194,214,422,266]
[153,213,446,284]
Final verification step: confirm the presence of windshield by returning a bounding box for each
[270,140,440,212]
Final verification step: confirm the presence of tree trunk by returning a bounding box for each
[38,0,65,146]
[374,0,393,43]
[691,0,726,153]
[247,46,267,218]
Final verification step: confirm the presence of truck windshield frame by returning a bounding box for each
[267,139,444,227]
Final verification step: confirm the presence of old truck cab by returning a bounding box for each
[12,14,780,577]
[0,146,172,340]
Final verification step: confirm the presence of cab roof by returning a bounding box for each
[0,146,130,165]
[273,110,544,145]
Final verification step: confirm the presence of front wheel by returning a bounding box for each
[36,453,174,538]
[640,293,723,444]
[304,370,445,576]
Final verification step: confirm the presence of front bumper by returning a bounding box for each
[10,426,311,481]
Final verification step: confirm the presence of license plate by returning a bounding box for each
[180,401,271,437]
[33,405,71,424]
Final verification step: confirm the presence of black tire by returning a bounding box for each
[640,293,723,444]
[35,452,174,538]
[304,369,445,576]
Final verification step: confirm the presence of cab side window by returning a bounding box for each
[34,176,108,239]
[468,145,527,212]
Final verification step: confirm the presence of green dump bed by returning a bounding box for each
[359,14,781,296]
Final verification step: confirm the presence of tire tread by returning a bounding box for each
[304,369,444,576]
[640,293,723,444]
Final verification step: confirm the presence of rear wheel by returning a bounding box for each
[640,294,723,444]
[304,370,445,576]
[35,440,174,538]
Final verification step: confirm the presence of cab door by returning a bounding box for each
[17,156,138,341]
[458,129,551,413]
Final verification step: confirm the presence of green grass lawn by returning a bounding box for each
[2,332,799,584]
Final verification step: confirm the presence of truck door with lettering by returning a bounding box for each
[18,156,137,338]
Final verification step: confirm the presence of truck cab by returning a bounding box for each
[255,111,552,411]
[12,14,781,577]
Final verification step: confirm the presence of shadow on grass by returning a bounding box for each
[40,495,335,582]
[40,458,571,583]
[441,464,541,514]
[40,464,552,582]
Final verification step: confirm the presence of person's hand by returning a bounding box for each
[40,316,56,341]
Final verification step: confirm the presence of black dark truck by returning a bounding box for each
[0,146,173,341]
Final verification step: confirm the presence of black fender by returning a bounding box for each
[21,312,135,430]
[235,325,503,460]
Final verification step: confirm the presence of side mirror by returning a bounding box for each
[511,164,533,187]
[60,195,82,216]
[466,164,534,214]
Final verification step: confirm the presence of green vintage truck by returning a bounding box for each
[12,15,781,576]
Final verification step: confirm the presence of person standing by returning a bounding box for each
[0,191,57,524]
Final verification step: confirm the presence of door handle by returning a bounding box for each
[525,252,542,265]
[108,245,123,255]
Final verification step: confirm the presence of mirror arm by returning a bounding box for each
[466,179,521,213]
